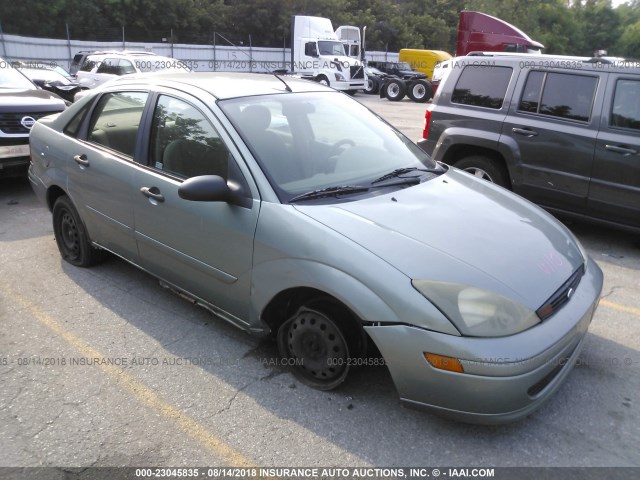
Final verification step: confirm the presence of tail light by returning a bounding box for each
[423,109,432,140]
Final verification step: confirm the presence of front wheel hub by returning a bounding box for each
[278,307,350,389]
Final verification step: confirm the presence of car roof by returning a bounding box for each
[455,52,640,74]
[84,50,156,56]
[85,51,160,60]
[95,71,331,100]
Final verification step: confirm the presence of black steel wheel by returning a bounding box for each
[277,303,352,390]
[52,195,104,267]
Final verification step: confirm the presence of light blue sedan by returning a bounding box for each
[29,72,603,423]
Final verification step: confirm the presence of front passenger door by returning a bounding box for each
[133,93,260,325]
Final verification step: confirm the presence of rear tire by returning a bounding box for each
[52,195,105,267]
[384,78,406,102]
[453,155,510,189]
[407,79,432,103]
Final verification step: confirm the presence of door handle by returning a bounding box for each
[512,128,539,137]
[140,187,165,203]
[73,154,89,166]
[605,144,637,156]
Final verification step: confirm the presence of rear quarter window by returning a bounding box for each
[518,71,598,122]
[451,65,513,109]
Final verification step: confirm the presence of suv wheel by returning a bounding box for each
[454,155,510,189]
[384,79,406,102]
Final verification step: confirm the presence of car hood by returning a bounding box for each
[0,89,66,111]
[294,169,584,310]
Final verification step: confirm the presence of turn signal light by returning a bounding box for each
[424,353,464,373]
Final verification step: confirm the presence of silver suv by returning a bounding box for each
[76,51,189,89]
[419,54,640,233]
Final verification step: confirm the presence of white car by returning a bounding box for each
[76,51,189,89]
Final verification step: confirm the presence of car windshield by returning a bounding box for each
[219,91,439,203]
[318,41,346,56]
[0,63,36,90]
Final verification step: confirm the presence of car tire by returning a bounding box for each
[276,298,361,391]
[384,78,406,102]
[52,195,105,267]
[316,75,330,87]
[365,77,379,94]
[454,155,510,189]
[407,79,432,103]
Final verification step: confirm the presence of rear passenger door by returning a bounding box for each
[589,75,640,229]
[66,91,149,263]
[502,69,605,213]
[132,92,260,324]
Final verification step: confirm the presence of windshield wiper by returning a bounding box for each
[289,185,370,203]
[371,166,443,184]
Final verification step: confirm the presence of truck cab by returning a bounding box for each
[291,16,366,92]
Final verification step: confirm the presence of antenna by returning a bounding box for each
[272,71,293,92]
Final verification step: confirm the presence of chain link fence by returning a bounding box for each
[0,22,398,73]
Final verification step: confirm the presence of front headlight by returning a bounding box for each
[412,280,540,337]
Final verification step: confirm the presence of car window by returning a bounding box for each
[518,71,597,122]
[220,91,438,202]
[63,102,92,137]
[80,57,100,72]
[118,59,136,75]
[451,65,513,109]
[87,91,149,157]
[96,58,120,75]
[610,79,640,130]
[150,95,231,180]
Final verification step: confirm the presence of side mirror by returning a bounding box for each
[178,175,251,208]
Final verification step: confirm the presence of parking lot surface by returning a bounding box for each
[0,94,639,471]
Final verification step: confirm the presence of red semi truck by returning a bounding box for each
[456,10,544,56]
[431,11,543,94]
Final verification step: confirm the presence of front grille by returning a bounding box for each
[536,264,585,321]
[350,65,364,79]
[0,112,54,135]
